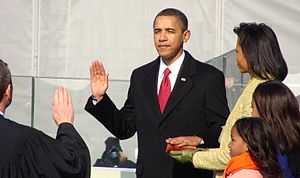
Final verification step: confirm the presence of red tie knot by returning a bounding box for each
[164,68,171,77]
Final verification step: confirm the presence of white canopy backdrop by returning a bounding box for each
[1,0,299,164]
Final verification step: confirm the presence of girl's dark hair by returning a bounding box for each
[253,80,300,152]
[234,117,283,178]
[233,23,288,81]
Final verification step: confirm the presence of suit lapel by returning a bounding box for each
[160,51,196,121]
[141,52,198,124]
[142,58,162,120]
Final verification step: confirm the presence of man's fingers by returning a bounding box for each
[98,61,105,75]
[177,141,190,147]
[58,87,72,106]
[170,138,184,145]
[57,87,63,105]
[66,88,72,106]
[54,87,70,105]
[179,146,197,150]
[63,87,69,105]
[90,60,106,78]
[94,61,101,75]
[53,88,59,106]
[61,87,66,105]
[89,62,93,80]
[90,60,97,78]
[92,61,98,77]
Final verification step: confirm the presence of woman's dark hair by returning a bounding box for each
[234,23,288,81]
[234,117,283,178]
[253,80,300,152]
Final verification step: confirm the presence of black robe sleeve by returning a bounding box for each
[0,122,90,178]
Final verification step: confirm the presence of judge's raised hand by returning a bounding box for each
[90,60,108,102]
[52,87,74,125]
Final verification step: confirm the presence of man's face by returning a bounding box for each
[153,16,190,63]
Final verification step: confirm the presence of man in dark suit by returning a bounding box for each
[85,8,229,178]
[0,59,90,178]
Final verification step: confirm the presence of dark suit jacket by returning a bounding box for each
[85,51,229,178]
[0,115,90,178]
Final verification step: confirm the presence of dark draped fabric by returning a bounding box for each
[0,115,90,178]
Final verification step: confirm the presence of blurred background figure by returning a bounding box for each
[94,137,136,168]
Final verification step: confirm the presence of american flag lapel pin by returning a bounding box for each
[180,77,187,82]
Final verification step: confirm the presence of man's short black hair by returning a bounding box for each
[0,59,11,101]
[153,8,188,31]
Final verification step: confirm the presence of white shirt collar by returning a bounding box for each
[158,51,185,78]
[157,51,185,93]
[0,111,4,116]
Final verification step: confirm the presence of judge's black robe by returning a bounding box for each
[0,115,90,178]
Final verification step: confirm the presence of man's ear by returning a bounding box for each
[4,84,13,107]
[5,84,12,98]
[183,30,191,43]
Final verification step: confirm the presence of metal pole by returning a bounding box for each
[31,77,35,127]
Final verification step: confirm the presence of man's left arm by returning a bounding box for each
[200,70,229,148]
[166,70,229,150]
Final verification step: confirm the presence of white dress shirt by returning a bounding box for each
[157,52,185,94]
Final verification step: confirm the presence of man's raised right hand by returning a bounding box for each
[90,60,109,102]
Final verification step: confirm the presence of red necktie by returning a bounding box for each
[158,68,171,112]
